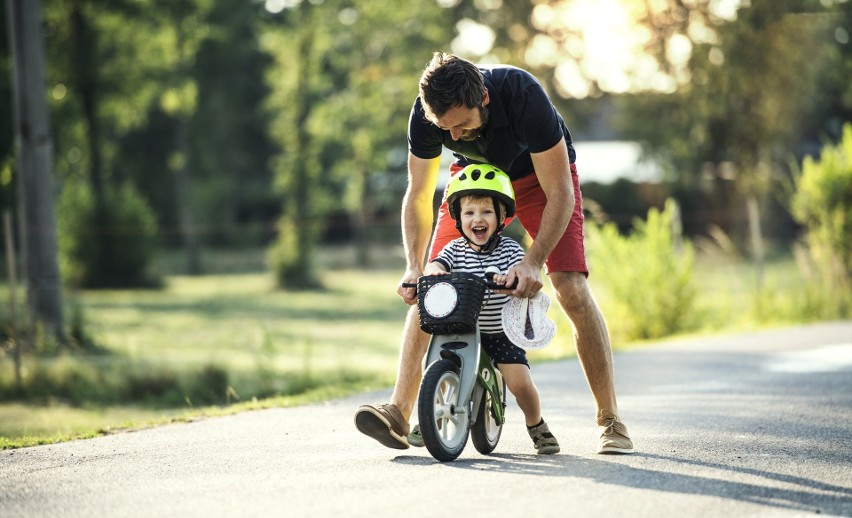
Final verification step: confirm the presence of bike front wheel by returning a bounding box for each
[418,359,470,462]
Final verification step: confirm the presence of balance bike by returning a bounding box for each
[404,270,509,462]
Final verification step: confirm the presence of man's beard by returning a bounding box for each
[459,106,489,141]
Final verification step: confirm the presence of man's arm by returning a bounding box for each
[398,153,441,304]
[504,138,574,297]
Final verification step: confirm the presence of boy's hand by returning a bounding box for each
[424,262,449,277]
[491,273,509,286]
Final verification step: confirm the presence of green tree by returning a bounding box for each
[313,2,455,267]
[39,0,277,282]
[612,1,840,276]
[42,0,167,288]
[264,1,455,287]
[264,2,326,289]
[188,0,278,249]
[104,0,278,256]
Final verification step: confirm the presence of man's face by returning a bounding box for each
[435,104,489,142]
[431,90,491,142]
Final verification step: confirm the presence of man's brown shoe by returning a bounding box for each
[355,403,410,450]
[597,412,634,454]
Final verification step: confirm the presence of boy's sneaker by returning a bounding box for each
[354,403,410,450]
[527,420,560,455]
[597,412,634,454]
[407,424,424,447]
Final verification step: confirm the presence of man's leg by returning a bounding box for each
[389,306,430,419]
[549,271,617,414]
[354,306,429,449]
[549,271,634,454]
[354,170,462,450]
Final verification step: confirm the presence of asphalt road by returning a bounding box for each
[2,321,851,517]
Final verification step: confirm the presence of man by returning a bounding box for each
[354,52,634,454]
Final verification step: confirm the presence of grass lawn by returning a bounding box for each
[0,245,414,447]
[0,245,833,448]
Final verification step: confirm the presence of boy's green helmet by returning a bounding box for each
[446,163,515,220]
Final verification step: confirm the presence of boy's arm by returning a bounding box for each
[493,240,526,293]
[424,261,448,276]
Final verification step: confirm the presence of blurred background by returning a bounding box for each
[0,0,850,445]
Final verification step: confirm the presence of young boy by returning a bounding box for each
[411,163,559,455]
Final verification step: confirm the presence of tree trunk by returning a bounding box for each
[275,18,320,289]
[6,0,64,341]
[293,27,314,280]
[3,210,22,387]
[172,1,201,275]
[71,0,112,287]
[746,194,765,289]
[174,119,201,274]
[354,167,372,268]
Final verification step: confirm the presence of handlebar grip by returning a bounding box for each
[483,271,519,290]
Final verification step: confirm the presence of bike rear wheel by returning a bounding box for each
[418,359,470,462]
[471,378,505,454]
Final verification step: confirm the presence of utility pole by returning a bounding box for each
[6,0,64,341]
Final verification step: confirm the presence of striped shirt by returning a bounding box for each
[433,236,525,334]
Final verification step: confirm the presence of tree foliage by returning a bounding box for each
[3,0,851,295]
[612,1,845,245]
[263,1,456,287]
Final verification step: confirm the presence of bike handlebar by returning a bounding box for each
[401,272,518,293]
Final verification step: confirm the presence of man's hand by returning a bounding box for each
[397,268,423,305]
[496,258,543,298]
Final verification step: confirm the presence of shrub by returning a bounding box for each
[267,216,321,289]
[587,198,697,341]
[790,123,852,317]
[57,181,160,289]
[0,358,232,408]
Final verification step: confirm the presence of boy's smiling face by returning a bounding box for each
[459,195,501,248]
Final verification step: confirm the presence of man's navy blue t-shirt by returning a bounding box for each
[407,65,576,181]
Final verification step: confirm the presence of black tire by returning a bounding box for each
[471,378,505,455]
[418,359,470,462]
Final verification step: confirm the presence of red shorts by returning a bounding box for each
[429,163,588,275]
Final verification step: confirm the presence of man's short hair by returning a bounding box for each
[418,52,485,123]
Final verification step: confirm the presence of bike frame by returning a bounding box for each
[421,326,506,428]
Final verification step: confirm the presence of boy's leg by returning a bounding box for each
[499,363,560,455]
[512,165,634,454]
[498,363,541,427]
